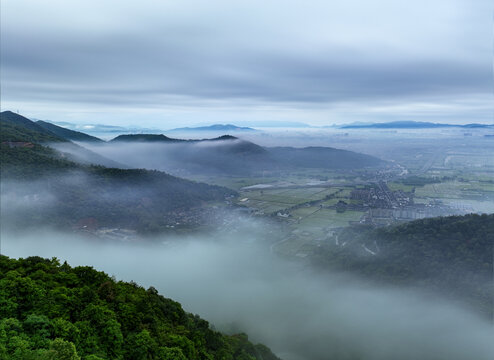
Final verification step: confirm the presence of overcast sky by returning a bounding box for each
[1,0,492,127]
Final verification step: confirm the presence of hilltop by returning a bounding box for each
[1,111,66,143]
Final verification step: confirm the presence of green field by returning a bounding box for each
[415,181,494,200]
[237,186,346,214]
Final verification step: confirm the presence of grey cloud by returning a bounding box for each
[1,0,492,125]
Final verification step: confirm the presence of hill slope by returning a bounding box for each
[1,111,66,143]
[1,114,236,234]
[0,255,281,360]
[36,120,104,142]
[105,134,384,175]
[312,214,494,316]
[1,112,123,168]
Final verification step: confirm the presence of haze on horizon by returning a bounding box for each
[1,0,492,128]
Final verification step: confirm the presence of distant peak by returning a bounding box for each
[111,134,178,142]
[212,135,238,141]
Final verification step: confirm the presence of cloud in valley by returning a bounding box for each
[2,227,493,360]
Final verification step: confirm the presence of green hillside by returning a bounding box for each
[0,255,280,360]
[312,214,494,316]
[1,112,65,143]
[36,121,104,142]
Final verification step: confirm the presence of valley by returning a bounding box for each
[1,111,493,360]
[2,2,493,358]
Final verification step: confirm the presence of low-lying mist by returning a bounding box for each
[2,224,492,360]
[62,139,255,175]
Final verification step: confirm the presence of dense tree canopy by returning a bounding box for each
[0,256,280,360]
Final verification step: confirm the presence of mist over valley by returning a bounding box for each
[1,1,493,358]
[1,110,493,360]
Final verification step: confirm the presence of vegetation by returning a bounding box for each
[0,255,280,360]
[108,135,384,175]
[311,214,494,317]
[1,112,236,234]
[1,112,65,143]
[398,176,442,187]
[111,134,182,143]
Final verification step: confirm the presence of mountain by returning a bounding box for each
[105,134,384,175]
[1,111,66,143]
[235,120,312,128]
[0,255,281,360]
[312,214,494,317]
[111,134,184,142]
[340,121,494,129]
[36,120,104,142]
[1,113,236,234]
[167,124,257,132]
[1,111,123,168]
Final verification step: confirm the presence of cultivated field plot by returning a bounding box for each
[273,208,365,256]
[291,207,364,228]
[387,182,415,192]
[415,181,494,200]
[238,187,344,214]
[443,154,494,169]
[442,199,494,213]
[191,176,281,190]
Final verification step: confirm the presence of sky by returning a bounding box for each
[1,0,492,128]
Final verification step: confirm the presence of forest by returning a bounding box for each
[1,112,236,234]
[311,214,494,317]
[0,255,280,360]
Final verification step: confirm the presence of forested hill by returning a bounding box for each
[0,255,281,360]
[312,214,494,317]
[1,111,66,143]
[107,133,384,175]
[36,120,104,142]
[111,134,184,142]
[0,112,236,234]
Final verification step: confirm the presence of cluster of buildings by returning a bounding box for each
[350,181,412,208]
[347,182,463,226]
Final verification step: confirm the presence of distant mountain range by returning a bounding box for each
[167,124,257,132]
[340,121,494,129]
[3,111,386,177]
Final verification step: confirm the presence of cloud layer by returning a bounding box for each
[1,0,492,126]
[2,229,493,360]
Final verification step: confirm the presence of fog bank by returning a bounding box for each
[1,229,492,360]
